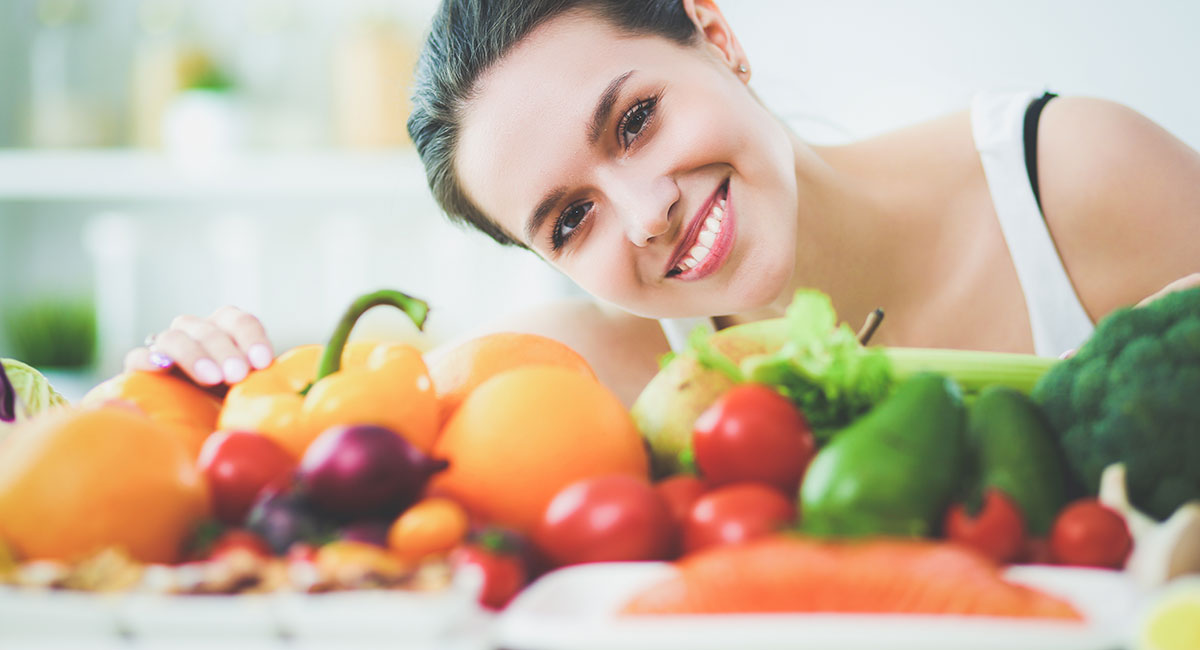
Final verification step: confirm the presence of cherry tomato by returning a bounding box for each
[654,474,708,526]
[1050,498,1133,569]
[534,474,674,567]
[943,489,1027,564]
[198,430,297,525]
[692,384,816,495]
[683,482,796,554]
[451,529,529,610]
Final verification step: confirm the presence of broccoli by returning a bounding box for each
[1032,285,1200,520]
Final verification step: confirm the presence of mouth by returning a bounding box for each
[665,179,734,280]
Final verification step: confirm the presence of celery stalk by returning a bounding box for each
[883,347,1058,397]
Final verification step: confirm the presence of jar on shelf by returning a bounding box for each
[26,0,116,148]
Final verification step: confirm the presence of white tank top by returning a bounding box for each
[971,89,1095,357]
[660,90,1095,357]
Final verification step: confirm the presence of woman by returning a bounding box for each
[127,0,1200,406]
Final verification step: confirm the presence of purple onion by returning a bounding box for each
[245,488,332,555]
[297,424,448,521]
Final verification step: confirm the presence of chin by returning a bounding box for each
[725,250,796,314]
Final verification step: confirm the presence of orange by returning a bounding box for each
[0,406,211,564]
[429,365,647,535]
[82,370,222,459]
[428,332,596,427]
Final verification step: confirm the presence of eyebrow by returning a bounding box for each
[523,70,635,244]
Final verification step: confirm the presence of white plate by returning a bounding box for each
[495,562,1144,650]
[0,568,485,645]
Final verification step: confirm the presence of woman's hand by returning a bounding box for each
[1137,273,1200,308]
[124,306,275,386]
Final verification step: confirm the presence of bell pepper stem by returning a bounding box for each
[309,289,430,389]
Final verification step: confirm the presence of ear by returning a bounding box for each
[681,0,750,80]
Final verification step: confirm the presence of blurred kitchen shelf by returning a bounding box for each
[0,149,431,202]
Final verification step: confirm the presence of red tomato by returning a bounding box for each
[943,489,1027,564]
[692,384,816,495]
[198,430,298,525]
[1050,498,1133,569]
[654,474,708,526]
[535,475,675,567]
[683,482,796,554]
[451,541,528,610]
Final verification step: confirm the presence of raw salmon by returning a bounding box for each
[621,535,1082,620]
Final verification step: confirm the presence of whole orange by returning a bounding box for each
[82,370,222,459]
[429,365,648,534]
[428,332,596,427]
[0,406,211,564]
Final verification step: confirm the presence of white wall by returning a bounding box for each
[721,0,1200,149]
[3,0,1199,391]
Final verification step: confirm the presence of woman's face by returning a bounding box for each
[456,7,799,319]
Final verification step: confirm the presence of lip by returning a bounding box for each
[664,179,734,281]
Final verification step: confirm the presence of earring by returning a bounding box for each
[737,63,748,74]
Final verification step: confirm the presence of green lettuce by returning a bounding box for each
[1,358,70,441]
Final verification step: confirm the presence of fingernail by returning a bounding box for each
[223,357,249,384]
[193,359,223,385]
[248,344,273,369]
[148,351,174,369]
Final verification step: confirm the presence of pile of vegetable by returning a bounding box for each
[2,283,1197,619]
[633,287,1200,575]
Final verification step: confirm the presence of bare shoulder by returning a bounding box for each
[468,297,670,407]
[1037,95,1200,318]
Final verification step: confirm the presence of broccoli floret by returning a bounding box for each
[1032,285,1200,520]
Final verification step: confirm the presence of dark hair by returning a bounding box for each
[407,0,699,248]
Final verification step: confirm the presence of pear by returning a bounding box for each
[631,319,790,477]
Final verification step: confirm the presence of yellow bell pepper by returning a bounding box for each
[217,290,438,460]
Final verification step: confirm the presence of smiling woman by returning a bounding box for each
[127,0,1200,407]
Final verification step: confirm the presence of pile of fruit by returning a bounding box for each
[1,284,1197,623]
[0,289,643,609]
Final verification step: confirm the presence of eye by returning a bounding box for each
[551,201,592,251]
[618,96,658,149]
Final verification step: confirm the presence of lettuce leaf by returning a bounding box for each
[1,358,70,440]
[690,290,893,440]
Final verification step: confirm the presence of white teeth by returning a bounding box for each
[671,192,729,276]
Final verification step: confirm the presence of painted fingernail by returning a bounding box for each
[223,357,249,384]
[148,351,174,369]
[248,344,274,369]
[193,359,223,385]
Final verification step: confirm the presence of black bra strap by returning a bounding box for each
[1023,91,1058,213]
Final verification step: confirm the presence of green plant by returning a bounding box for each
[3,296,96,369]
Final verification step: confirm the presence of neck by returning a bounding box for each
[759,131,910,334]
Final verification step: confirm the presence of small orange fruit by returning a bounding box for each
[428,332,596,427]
[82,371,222,459]
[429,365,648,535]
[387,497,470,562]
[0,406,210,564]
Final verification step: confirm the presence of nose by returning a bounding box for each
[605,170,678,247]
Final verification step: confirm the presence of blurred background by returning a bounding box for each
[1,0,1197,399]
